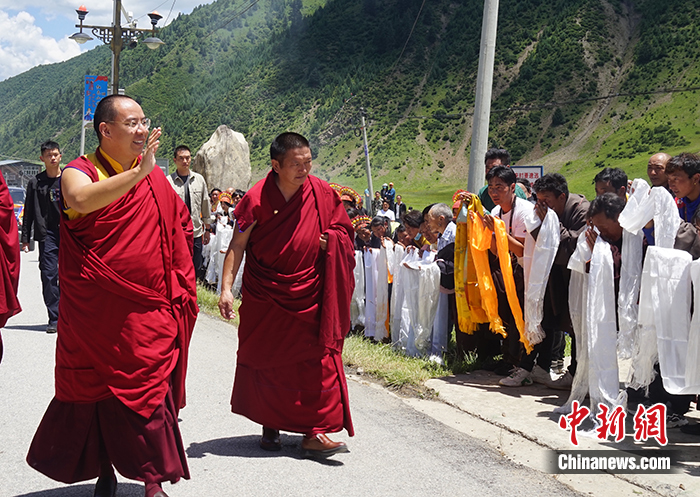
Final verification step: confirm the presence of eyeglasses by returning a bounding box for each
[107,118,151,130]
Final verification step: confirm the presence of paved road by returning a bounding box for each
[0,251,583,497]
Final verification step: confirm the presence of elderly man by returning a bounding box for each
[27,95,197,497]
[218,132,355,459]
[167,145,212,279]
[647,152,672,189]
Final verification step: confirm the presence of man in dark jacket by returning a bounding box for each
[518,173,589,389]
[21,141,62,333]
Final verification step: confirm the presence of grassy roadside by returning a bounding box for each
[196,284,570,395]
[196,284,459,393]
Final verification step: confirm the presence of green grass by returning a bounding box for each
[196,280,572,392]
[342,333,451,388]
[196,283,240,326]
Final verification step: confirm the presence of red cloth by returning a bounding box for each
[232,171,355,435]
[0,169,21,330]
[27,387,189,484]
[55,153,197,418]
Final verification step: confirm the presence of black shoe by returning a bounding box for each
[94,474,117,497]
[680,424,700,436]
[493,361,515,376]
[260,427,281,451]
[46,323,57,334]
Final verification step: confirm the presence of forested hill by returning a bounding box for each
[1,0,699,197]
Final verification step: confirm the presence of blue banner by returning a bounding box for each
[83,75,109,122]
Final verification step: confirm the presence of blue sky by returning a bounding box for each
[0,0,214,81]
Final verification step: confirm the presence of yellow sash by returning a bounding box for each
[470,213,506,337]
[492,218,531,353]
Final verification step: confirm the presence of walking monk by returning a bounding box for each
[218,132,355,459]
[27,95,197,497]
[0,168,21,363]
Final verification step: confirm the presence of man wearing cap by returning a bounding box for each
[386,182,396,209]
[218,132,355,459]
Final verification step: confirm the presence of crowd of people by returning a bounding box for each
[340,147,700,436]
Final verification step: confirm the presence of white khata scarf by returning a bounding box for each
[351,250,366,327]
[523,207,560,346]
[630,246,692,391]
[363,248,378,339]
[390,249,440,356]
[556,232,626,415]
[679,260,700,393]
[618,181,684,391]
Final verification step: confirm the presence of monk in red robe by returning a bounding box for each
[218,132,355,459]
[27,95,197,497]
[0,169,21,363]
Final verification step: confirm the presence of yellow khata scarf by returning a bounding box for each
[492,218,531,353]
[454,195,488,334]
[469,213,506,337]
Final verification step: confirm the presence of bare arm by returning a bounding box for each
[218,220,256,319]
[61,128,161,214]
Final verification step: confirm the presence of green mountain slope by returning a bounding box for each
[1,0,699,202]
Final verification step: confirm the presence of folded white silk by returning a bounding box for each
[523,208,560,346]
[351,250,366,327]
[629,246,692,391]
[557,233,626,414]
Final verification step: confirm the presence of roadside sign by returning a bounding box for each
[83,75,109,122]
[511,165,544,181]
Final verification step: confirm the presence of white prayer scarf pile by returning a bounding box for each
[390,248,440,356]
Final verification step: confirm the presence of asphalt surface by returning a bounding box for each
[0,250,584,497]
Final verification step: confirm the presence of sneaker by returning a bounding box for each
[667,413,689,428]
[428,354,445,366]
[549,371,573,390]
[551,359,564,375]
[531,365,552,384]
[499,367,533,387]
[46,323,57,334]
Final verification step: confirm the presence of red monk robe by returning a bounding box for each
[0,169,21,362]
[232,171,355,436]
[27,150,197,485]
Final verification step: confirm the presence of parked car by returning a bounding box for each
[8,186,24,231]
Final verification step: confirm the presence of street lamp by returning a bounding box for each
[69,1,165,95]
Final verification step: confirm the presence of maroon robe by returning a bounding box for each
[232,171,355,436]
[0,170,21,362]
[27,152,197,485]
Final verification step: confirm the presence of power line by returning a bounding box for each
[389,0,427,74]
[203,0,265,39]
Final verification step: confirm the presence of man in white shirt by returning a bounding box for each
[377,199,395,221]
[480,166,536,381]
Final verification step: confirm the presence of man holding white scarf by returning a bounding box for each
[514,174,589,388]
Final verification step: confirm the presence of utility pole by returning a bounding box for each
[467,0,499,193]
[360,108,374,213]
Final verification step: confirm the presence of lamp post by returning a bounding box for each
[69,1,165,95]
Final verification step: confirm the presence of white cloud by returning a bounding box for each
[0,10,83,81]
[0,1,216,81]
